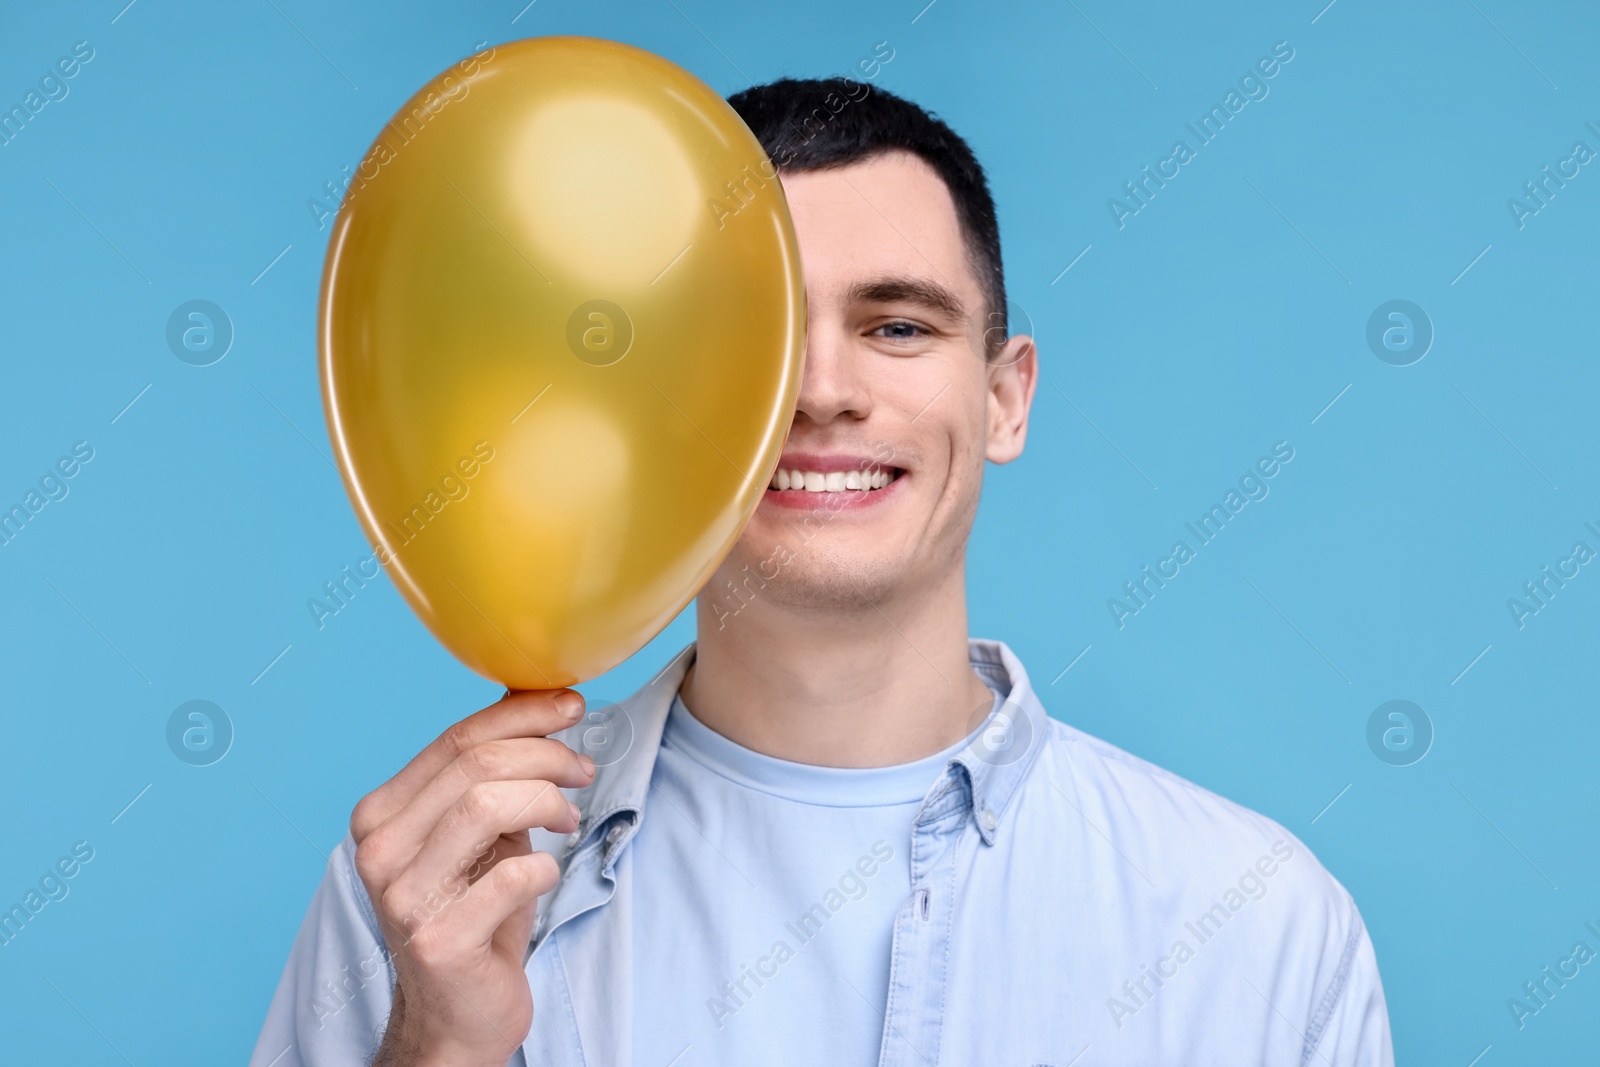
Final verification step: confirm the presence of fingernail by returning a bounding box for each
[578,753,596,776]
[567,801,581,824]
[557,692,584,721]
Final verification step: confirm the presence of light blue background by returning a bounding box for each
[2,0,1595,1063]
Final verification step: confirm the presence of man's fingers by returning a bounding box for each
[351,689,586,840]
[408,852,559,965]
[382,780,577,922]
[355,737,594,888]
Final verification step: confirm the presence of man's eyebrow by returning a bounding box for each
[845,276,967,322]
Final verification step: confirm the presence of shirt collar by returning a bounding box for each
[565,637,1050,866]
[948,638,1049,845]
[563,642,693,872]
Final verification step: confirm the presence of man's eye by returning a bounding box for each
[874,321,926,341]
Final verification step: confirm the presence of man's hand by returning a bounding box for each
[352,688,596,1067]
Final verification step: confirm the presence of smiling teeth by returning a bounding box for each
[770,468,897,491]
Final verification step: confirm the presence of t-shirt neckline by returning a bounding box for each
[661,687,1003,808]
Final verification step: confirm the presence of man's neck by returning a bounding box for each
[678,563,993,767]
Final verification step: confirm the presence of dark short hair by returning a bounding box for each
[727,77,1007,352]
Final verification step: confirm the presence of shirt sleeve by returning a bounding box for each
[1303,896,1395,1067]
[248,832,397,1067]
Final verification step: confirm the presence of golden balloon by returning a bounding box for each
[318,36,805,688]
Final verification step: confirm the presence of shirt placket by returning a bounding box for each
[876,771,971,1067]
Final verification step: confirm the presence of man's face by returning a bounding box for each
[711,149,1037,617]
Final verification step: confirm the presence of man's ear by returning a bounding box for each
[985,333,1037,464]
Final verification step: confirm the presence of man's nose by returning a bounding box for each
[793,322,872,425]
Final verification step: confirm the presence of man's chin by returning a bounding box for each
[706,543,906,622]
[764,567,900,616]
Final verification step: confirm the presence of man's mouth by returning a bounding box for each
[767,466,902,492]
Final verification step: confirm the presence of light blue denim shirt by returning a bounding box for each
[251,638,1393,1066]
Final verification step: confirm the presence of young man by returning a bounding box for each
[253,78,1393,1066]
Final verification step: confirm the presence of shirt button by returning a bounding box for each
[606,824,627,846]
[978,808,998,833]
